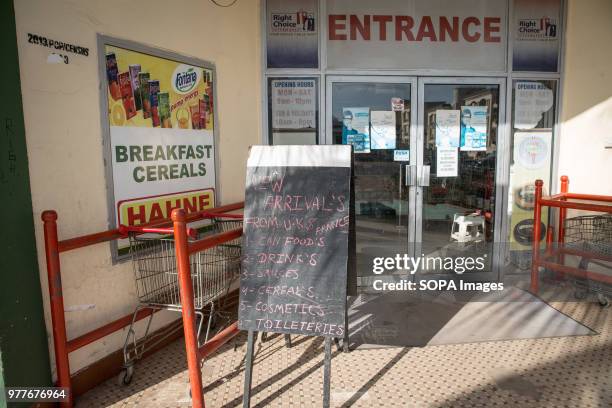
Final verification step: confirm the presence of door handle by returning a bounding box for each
[406,165,430,186]
[405,165,417,186]
[418,165,430,187]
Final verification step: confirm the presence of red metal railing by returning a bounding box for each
[170,209,242,408]
[531,177,612,294]
[41,202,243,407]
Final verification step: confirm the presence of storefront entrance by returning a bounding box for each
[326,76,507,289]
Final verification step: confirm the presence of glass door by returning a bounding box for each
[326,76,417,289]
[415,78,506,282]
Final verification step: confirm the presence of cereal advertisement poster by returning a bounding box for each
[103,44,216,256]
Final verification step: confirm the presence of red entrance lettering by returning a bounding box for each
[483,17,501,42]
[394,16,415,41]
[462,17,481,42]
[439,17,459,42]
[349,15,370,40]
[373,15,393,40]
[328,14,501,44]
[416,16,437,41]
[328,15,347,40]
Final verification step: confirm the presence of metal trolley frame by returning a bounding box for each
[40,203,244,407]
[530,176,612,306]
[169,209,244,408]
[117,214,243,385]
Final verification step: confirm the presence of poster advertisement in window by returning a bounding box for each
[341,107,370,153]
[509,131,552,250]
[370,111,396,150]
[435,110,460,148]
[102,41,217,258]
[460,106,488,151]
[512,0,561,72]
[266,0,318,68]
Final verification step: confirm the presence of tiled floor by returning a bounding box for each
[77,299,611,408]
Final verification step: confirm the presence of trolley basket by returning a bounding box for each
[118,215,242,385]
[563,214,612,307]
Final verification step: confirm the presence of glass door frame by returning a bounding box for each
[416,76,509,281]
[325,75,420,268]
[324,76,510,282]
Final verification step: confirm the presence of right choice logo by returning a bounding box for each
[517,17,558,40]
[269,10,317,35]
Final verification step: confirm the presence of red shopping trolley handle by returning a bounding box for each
[118,225,198,239]
[197,211,243,220]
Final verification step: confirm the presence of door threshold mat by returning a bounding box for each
[348,287,596,349]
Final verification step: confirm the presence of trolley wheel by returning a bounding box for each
[118,365,134,386]
[574,289,588,300]
[597,294,610,308]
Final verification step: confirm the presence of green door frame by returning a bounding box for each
[0,0,52,393]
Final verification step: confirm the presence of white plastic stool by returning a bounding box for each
[450,213,485,243]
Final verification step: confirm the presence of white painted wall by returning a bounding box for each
[557,0,612,195]
[14,0,261,379]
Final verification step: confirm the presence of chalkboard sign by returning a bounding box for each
[238,145,353,338]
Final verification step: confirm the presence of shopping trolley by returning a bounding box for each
[118,213,243,385]
[563,214,612,307]
[531,176,612,307]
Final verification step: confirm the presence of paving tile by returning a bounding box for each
[76,299,611,408]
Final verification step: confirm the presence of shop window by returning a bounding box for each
[508,79,557,269]
[268,77,318,145]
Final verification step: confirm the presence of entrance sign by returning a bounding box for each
[326,0,507,71]
[239,145,352,337]
[100,39,217,259]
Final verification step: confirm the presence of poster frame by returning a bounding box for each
[97,34,220,263]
